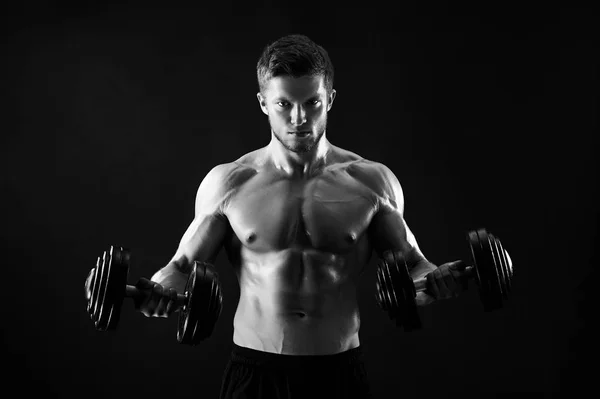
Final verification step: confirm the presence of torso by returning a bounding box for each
[221,145,381,355]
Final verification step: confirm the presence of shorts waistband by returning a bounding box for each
[229,343,364,368]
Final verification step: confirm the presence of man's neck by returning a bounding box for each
[267,131,332,178]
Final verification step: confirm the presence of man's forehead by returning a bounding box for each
[265,75,326,99]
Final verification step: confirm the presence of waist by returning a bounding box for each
[229,342,364,369]
[238,285,359,317]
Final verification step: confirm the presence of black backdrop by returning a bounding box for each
[2,2,597,398]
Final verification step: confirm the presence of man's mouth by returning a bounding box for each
[289,131,311,137]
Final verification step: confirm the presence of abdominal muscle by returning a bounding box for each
[231,248,363,355]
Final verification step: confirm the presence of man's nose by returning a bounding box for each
[290,105,307,126]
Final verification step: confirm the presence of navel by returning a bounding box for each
[247,233,257,244]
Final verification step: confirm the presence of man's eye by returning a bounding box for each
[277,102,290,108]
[308,100,321,106]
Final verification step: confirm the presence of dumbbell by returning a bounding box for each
[375,228,513,331]
[85,245,223,345]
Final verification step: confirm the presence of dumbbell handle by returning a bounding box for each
[124,284,189,310]
[413,265,476,293]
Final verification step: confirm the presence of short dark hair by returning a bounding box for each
[256,34,334,96]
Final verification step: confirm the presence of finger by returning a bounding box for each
[139,282,162,317]
[448,260,466,271]
[149,283,165,316]
[433,268,452,299]
[426,270,441,299]
[155,287,176,318]
[133,278,154,311]
[450,265,474,291]
[441,267,459,297]
[164,288,179,316]
[447,262,471,293]
[135,277,155,290]
[435,268,453,299]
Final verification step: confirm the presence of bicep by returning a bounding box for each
[368,207,423,262]
[171,212,229,268]
[171,164,234,269]
[367,162,426,264]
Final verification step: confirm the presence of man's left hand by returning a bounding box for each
[425,260,471,300]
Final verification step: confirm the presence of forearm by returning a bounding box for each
[150,261,189,292]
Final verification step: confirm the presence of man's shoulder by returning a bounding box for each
[329,145,364,163]
[329,145,388,171]
[341,155,401,201]
[202,159,257,191]
[340,156,395,185]
[198,151,261,197]
[195,160,258,214]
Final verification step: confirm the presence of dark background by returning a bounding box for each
[2,2,597,398]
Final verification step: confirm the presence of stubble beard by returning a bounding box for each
[272,119,327,154]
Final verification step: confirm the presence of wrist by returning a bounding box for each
[151,262,189,292]
[409,259,437,280]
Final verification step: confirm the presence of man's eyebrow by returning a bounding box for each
[273,94,322,102]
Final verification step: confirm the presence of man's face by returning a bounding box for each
[257,75,336,154]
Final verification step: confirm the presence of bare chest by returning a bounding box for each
[225,168,378,253]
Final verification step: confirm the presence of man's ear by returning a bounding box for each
[327,89,337,112]
[257,92,269,116]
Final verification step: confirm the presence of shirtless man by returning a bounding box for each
[136,34,468,399]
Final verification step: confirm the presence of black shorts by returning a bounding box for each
[219,343,372,399]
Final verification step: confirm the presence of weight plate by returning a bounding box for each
[501,241,513,281]
[383,258,401,318]
[95,248,116,331]
[375,252,421,331]
[496,238,512,296]
[95,246,129,331]
[478,230,503,311]
[85,268,94,314]
[192,264,223,345]
[87,257,101,319]
[375,262,389,310]
[490,236,509,300]
[377,260,395,312]
[468,230,492,311]
[92,251,109,324]
[207,270,223,335]
[488,234,505,299]
[387,257,405,327]
[106,246,129,330]
[394,252,420,331]
[381,257,403,325]
[375,271,386,310]
[177,263,199,345]
[190,263,211,344]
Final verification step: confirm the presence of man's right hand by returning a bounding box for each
[133,278,180,318]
